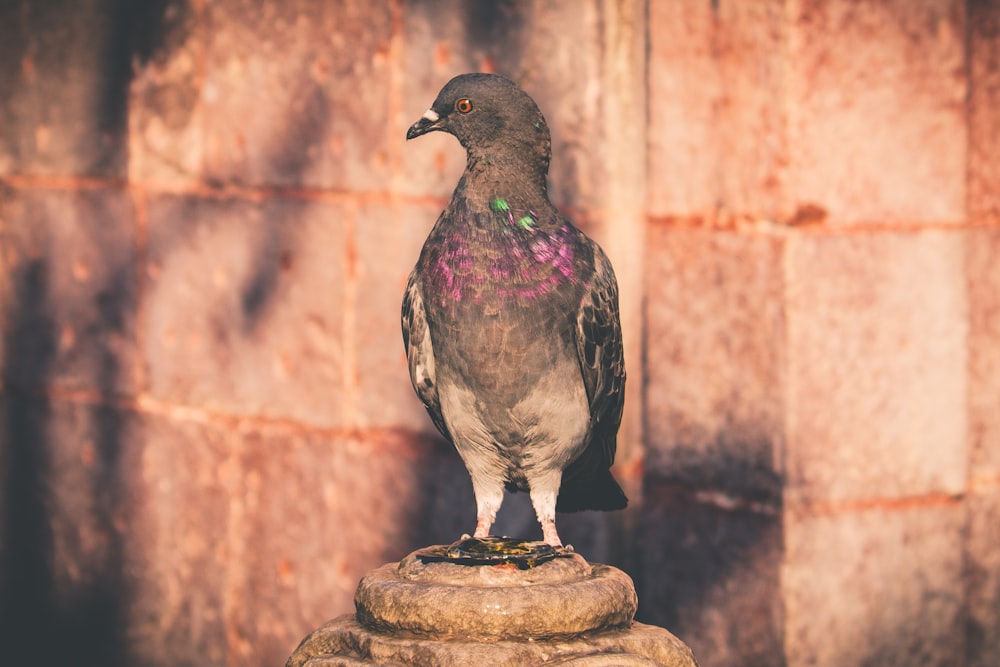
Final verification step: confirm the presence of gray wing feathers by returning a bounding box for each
[575,245,626,466]
[401,272,449,438]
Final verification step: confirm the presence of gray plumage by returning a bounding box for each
[403,73,626,546]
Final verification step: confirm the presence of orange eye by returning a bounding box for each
[455,98,473,114]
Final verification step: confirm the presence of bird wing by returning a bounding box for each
[557,240,627,512]
[574,243,626,468]
[401,270,449,439]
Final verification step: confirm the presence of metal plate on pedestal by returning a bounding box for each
[413,536,574,569]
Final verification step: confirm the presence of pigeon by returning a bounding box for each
[402,73,627,547]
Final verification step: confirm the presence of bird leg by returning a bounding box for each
[468,473,504,541]
[473,516,493,539]
[541,520,562,547]
[529,482,563,547]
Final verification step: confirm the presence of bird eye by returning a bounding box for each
[455,98,473,114]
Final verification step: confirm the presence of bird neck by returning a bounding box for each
[457,150,552,217]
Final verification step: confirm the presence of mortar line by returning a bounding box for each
[786,491,964,519]
[129,182,149,395]
[646,213,995,233]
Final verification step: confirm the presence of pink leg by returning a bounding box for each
[473,517,492,539]
[541,521,562,547]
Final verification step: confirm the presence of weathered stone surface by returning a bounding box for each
[356,552,636,641]
[0,186,138,394]
[144,193,346,425]
[127,0,207,186]
[0,0,137,178]
[644,226,785,502]
[647,0,788,218]
[121,411,234,667]
[787,0,967,224]
[353,200,442,432]
[235,429,467,665]
[287,548,697,667]
[286,615,697,667]
[201,0,395,191]
[0,394,140,665]
[967,491,1000,667]
[289,615,696,667]
[784,502,965,666]
[785,230,967,504]
[967,227,1000,481]
[969,0,1000,221]
[114,412,473,667]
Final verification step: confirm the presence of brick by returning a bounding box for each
[0,0,154,178]
[784,503,965,666]
[788,0,967,224]
[0,186,138,395]
[143,193,346,426]
[200,0,395,191]
[785,230,967,504]
[127,0,207,186]
[0,394,141,664]
[122,411,235,667]
[967,227,1000,482]
[235,427,470,664]
[969,0,1000,221]
[352,200,443,432]
[647,0,788,218]
[966,491,1000,667]
[638,480,784,667]
[644,226,785,502]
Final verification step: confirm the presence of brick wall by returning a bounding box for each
[642,2,1000,666]
[0,1,997,666]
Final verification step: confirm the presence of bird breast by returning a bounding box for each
[419,219,589,409]
[423,221,582,308]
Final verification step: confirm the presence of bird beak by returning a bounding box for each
[406,108,444,140]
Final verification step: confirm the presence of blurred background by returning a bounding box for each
[1,1,998,666]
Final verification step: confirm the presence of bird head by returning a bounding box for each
[406,73,551,174]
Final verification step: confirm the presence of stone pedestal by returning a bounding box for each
[286,545,699,666]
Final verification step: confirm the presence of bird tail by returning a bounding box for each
[556,468,628,513]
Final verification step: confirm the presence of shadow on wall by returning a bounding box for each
[0,1,166,664]
[636,478,784,667]
[0,255,131,663]
[413,0,530,75]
